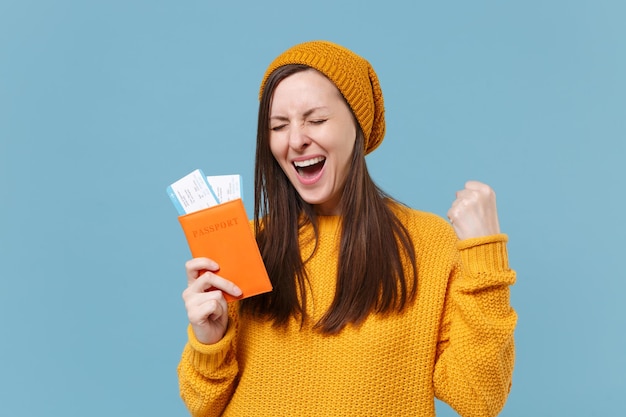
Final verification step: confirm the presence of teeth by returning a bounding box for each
[293,156,325,168]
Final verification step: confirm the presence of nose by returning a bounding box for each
[288,125,311,150]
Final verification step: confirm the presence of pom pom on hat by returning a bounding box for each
[259,40,385,155]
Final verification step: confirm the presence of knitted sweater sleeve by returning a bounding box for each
[177,304,240,417]
[433,233,517,417]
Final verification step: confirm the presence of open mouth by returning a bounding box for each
[293,156,326,179]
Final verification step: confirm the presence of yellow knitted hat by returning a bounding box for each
[259,40,385,154]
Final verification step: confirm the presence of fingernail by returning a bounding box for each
[233,286,243,297]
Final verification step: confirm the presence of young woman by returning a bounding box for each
[178,40,517,417]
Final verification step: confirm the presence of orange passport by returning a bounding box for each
[177,198,272,302]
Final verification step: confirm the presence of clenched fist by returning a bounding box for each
[447,181,501,240]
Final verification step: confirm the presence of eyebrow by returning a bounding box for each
[270,106,329,121]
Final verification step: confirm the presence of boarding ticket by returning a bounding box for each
[206,174,242,204]
[167,170,242,215]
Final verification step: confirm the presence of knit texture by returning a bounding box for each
[178,206,517,417]
[259,40,385,155]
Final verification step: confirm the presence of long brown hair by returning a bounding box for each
[241,64,418,334]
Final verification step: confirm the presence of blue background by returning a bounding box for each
[1,1,624,416]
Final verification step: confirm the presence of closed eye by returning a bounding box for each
[309,119,327,125]
[270,124,287,131]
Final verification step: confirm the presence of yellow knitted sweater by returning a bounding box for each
[178,207,517,416]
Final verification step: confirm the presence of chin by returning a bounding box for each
[299,194,327,206]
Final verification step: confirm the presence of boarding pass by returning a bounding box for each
[167,169,242,215]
